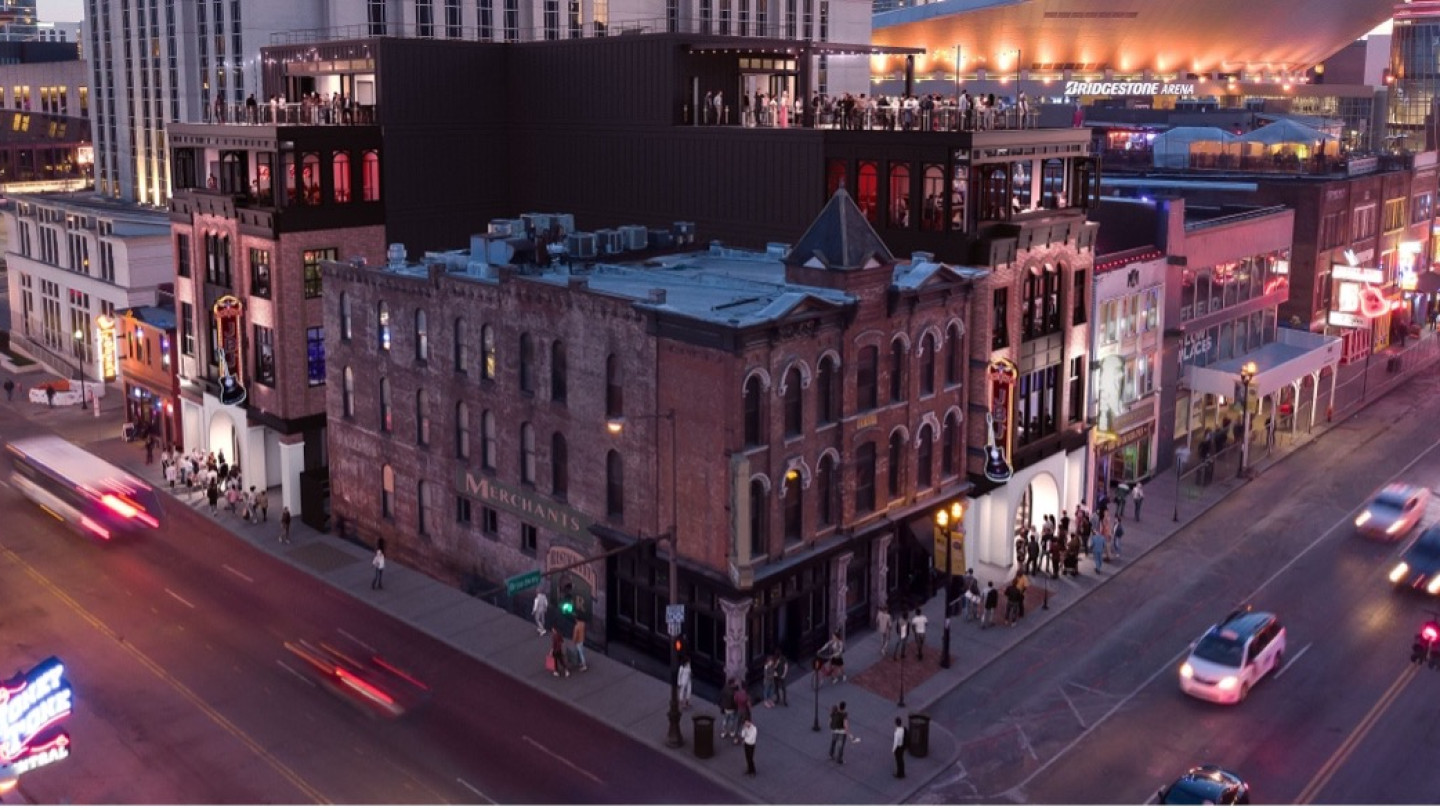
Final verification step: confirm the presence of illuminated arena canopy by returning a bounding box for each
[872,0,1396,83]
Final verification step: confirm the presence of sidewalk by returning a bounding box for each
[4,327,1438,805]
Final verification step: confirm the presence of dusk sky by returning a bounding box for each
[39,0,82,22]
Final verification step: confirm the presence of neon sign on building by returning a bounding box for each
[0,657,73,788]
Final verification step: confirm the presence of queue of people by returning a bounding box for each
[699,88,1038,132]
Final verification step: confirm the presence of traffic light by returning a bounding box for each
[560,582,576,615]
[674,636,686,655]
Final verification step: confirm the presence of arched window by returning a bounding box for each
[414,309,429,362]
[453,317,468,373]
[783,367,803,436]
[455,402,471,459]
[482,410,497,470]
[415,389,430,445]
[749,480,768,557]
[518,332,534,393]
[300,153,321,205]
[379,377,392,432]
[942,412,959,477]
[377,301,391,351]
[917,424,934,490]
[342,366,355,417]
[605,354,623,417]
[817,355,839,425]
[888,162,911,228]
[520,422,536,484]
[888,431,905,499]
[339,292,352,341]
[946,324,962,385]
[606,450,624,519]
[381,464,395,518]
[818,455,837,527]
[552,432,568,498]
[921,165,946,232]
[1022,268,1040,340]
[857,161,879,224]
[826,159,846,197]
[921,333,937,396]
[983,165,1009,221]
[783,474,802,541]
[855,442,876,514]
[551,340,567,403]
[481,324,496,380]
[417,479,430,535]
[332,151,351,203]
[890,338,907,402]
[857,346,878,411]
[743,375,764,446]
[362,150,381,201]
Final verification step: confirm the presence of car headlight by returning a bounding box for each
[1427,577,1440,595]
[1391,562,1411,583]
[1218,676,1239,691]
[1356,510,1372,527]
[1179,662,1194,679]
[1388,519,1407,535]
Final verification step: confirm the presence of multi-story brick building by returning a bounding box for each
[323,193,981,683]
[166,120,388,522]
[117,297,181,449]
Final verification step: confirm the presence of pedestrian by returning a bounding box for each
[1014,532,1028,573]
[733,684,752,743]
[371,544,386,589]
[876,604,893,658]
[911,609,928,661]
[164,460,177,490]
[677,655,693,709]
[1090,526,1106,574]
[1113,515,1125,558]
[549,626,570,678]
[1014,573,1029,618]
[893,716,907,778]
[719,678,738,740]
[828,701,851,764]
[818,630,845,682]
[1132,481,1145,521]
[741,717,758,776]
[982,583,998,628]
[532,589,549,635]
[242,486,255,523]
[1048,532,1063,579]
[571,615,588,671]
[145,435,155,465]
[206,480,220,516]
[1027,531,1042,576]
[763,652,778,708]
[279,506,291,543]
[894,610,910,659]
[44,384,55,407]
[2,378,12,400]
[257,488,269,522]
[1004,579,1023,626]
[772,650,789,707]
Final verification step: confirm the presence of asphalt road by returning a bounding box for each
[0,422,743,804]
[912,367,1440,805]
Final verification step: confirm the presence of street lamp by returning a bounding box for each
[1237,361,1258,478]
[605,410,683,749]
[1173,446,1190,523]
[934,500,965,669]
[72,328,90,413]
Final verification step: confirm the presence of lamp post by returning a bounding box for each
[1173,446,1190,523]
[606,409,683,749]
[1237,361,1258,478]
[898,636,907,707]
[934,500,964,669]
[811,658,822,732]
[72,328,90,414]
[953,44,962,106]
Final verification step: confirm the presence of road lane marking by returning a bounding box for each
[522,734,604,785]
[222,564,253,583]
[457,777,495,803]
[1275,642,1311,679]
[277,660,316,686]
[165,588,195,609]
[1295,663,1418,804]
[336,627,375,651]
[1,544,332,804]
[1059,687,1088,729]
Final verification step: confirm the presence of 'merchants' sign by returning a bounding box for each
[1064,81,1195,97]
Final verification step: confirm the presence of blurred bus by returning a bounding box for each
[6,436,163,540]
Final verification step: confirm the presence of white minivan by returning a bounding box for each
[1179,608,1286,704]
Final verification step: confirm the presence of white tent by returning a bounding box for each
[1239,119,1339,156]
[1150,127,1236,169]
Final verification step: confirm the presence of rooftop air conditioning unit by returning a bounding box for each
[648,229,675,250]
[673,221,695,245]
[620,225,649,251]
[489,218,524,237]
[551,213,576,235]
[596,228,624,255]
[567,231,598,259]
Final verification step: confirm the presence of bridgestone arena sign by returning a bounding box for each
[1064,81,1195,97]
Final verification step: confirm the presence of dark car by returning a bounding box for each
[1157,765,1250,805]
[1389,526,1440,595]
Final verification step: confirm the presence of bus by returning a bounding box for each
[6,436,163,540]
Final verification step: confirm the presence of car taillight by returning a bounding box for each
[100,493,158,527]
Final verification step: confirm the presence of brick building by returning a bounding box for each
[323,192,982,683]
[117,299,181,449]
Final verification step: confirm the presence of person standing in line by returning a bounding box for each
[892,717,907,778]
[982,582,999,629]
[911,609,928,661]
[571,616,588,672]
[741,717,758,776]
[677,654,693,710]
[876,604,893,658]
[1132,481,1145,521]
[1003,579,1023,626]
[371,544,386,589]
[828,701,851,764]
[772,650,789,707]
[279,506,292,543]
[1027,531,1042,576]
[257,488,269,522]
[164,460,178,490]
[532,590,550,636]
[762,652,778,708]
[1112,515,1125,559]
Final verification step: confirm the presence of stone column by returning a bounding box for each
[874,532,893,621]
[831,551,853,636]
[720,597,753,682]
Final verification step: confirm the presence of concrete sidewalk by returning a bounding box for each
[4,326,1437,805]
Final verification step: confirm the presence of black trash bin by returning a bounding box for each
[693,715,716,759]
[907,713,931,758]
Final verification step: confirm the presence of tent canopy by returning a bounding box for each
[1239,118,1337,146]
[1151,127,1236,168]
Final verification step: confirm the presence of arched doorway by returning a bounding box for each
[1013,472,1062,543]
[207,411,238,468]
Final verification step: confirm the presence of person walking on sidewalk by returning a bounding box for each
[894,610,911,659]
[371,544,386,589]
[549,626,570,678]
[206,480,220,516]
[733,684,752,745]
[279,506,292,543]
[1132,481,1145,521]
[911,609,928,661]
[719,679,739,741]
[1110,515,1125,559]
[828,701,851,764]
[818,630,846,683]
[893,717,908,778]
[762,652,779,707]
[982,582,999,628]
[571,616,588,672]
[532,590,549,635]
[1090,525,1106,574]
[677,655,693,709]
[773,650,789,707]
[877,604,893,658]
[741,718,758,776]
[257,488,269,522]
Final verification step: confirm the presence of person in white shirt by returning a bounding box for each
[741,718,758,776]
[677,655,693,709]
[911,610,929,661]
[893,716,907,778]
[532,590,549,635]
[370,546,385,590]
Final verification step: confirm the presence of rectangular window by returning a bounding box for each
[1072,269,1087,325]
[456,495,472,524]
[254,325,276,386]
[482,506,498,536]
[521,522,538,554]
[1068,356,1084,423]
[249,248,271,298]
[478,0,493,38]
[416,0,435,37]
[176,233,190,277]
[1383,198,1407,233]
[303,247,336,299]
[992,288,1009,349]
[307,327,325,386]
[181,302,195,356]
[446,0,462,37]
[1352,204,1377,240]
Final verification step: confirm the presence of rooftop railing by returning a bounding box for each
[270,17,849,45]
[195,99,379,127]
[687,99,1044,131]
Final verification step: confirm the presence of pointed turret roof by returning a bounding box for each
[783,187,895,272]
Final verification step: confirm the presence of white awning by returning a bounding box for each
[1185,327,1342,402]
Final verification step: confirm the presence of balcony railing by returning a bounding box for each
[270,17,849,45]
[687,101,1043,131]
[199,99,379,127]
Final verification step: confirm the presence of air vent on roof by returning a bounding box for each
[596,229,624,255]
[387,243,406,269]
[648,229,675,250]
[766,242,790,260]
[620,225,649,251]
[911,251,935,265]
[673,221,695,245]
[489,218,524,237]
[568,231,598,259]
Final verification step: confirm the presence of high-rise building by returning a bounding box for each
[1389,0,1440,153]
[0,0,36,41]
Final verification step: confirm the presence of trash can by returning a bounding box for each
[693,714,715,759]
[907,713,931,758]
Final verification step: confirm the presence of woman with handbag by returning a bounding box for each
[549,627,570,678]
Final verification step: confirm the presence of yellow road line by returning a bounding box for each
[3,545,331,805]
[1295,663,1418,804]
